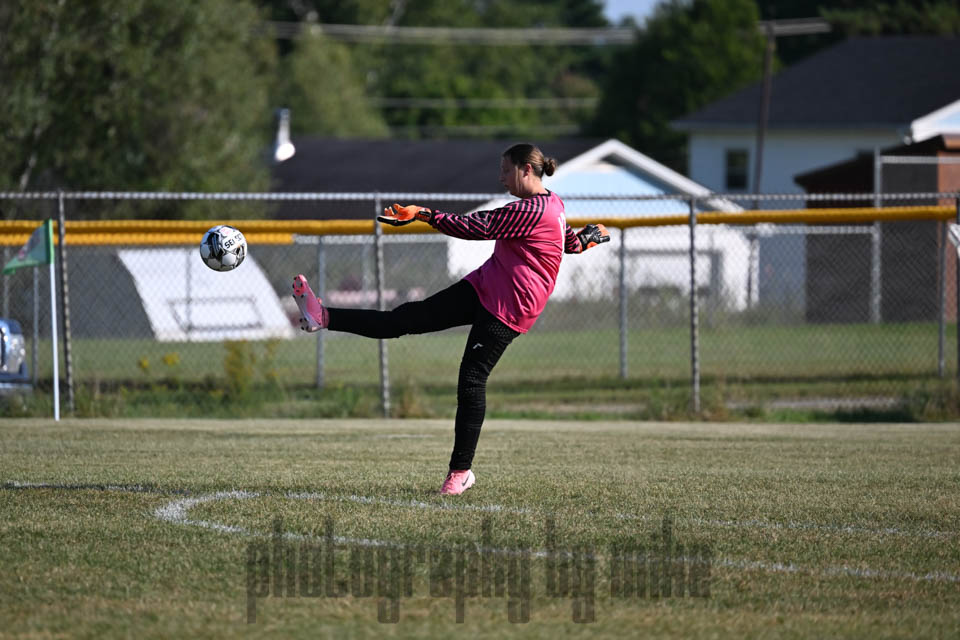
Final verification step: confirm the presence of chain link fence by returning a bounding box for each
[0,191,957,418]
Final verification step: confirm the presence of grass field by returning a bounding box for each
[3,418,960,638]
[45,323,957,384]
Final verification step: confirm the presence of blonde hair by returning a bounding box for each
[503,143,557,178]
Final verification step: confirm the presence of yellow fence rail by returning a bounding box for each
[0,205,956,246]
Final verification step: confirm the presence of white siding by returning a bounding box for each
[687,129,902,198]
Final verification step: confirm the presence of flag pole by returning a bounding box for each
[2,219,58,418]
[47,221,59,421]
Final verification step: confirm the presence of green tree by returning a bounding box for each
[258,0,389,24]
[754,0,960,33]
[591,0,765,171]
[361,0,609,137]
[276,34,389,138]
[259,0,610,138]
[0,0,277,212]
[753,1,960,65]
[820,0,960,35]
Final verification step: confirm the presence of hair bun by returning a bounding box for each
[542,157,558,177]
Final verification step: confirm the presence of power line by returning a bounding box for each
[267,22,636,45]
[371,97,598,109]
[266,18,830,46]
[757,18,832,36]
[388,123,583,136]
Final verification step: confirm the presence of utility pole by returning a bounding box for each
[747,18,831,308]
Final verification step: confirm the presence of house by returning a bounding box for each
[272,138,753,312]
[671,37,960,315]
[794,134,960,323]
[270,138,604,219]
[671,37,960,196]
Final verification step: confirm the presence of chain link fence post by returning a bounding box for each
[185,246,193,335]
[374,195,390,417]
[939,221,947,378]
[2,247,8,316]
[689,197,700,414]
[619,227,628,379]
[32,266,39,388]
[315,235,326,390]
[57,192,75,413]
[871,150,883,324]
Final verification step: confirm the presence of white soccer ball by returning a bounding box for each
[199,225,247,272]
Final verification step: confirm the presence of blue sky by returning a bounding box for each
[603,0,661,25]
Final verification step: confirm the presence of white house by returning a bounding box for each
[446,139,757,309]
[670,37,960,312]
[671,37,960,198]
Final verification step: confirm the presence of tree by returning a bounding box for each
[276,34,389,138]
[258,0,610,138]
[590,0,765,171]
[362,0,610,137]
[752,1,960,65]
[820,1,960,36]
[0,0,277,214]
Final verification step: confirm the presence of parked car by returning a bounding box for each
[0,318,30,390]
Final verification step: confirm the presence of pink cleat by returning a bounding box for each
[292,274,329,332]
[440,469,475,496]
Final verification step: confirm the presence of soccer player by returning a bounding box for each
[292,143,610,495]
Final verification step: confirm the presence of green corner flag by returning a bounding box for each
[3,219,54,275]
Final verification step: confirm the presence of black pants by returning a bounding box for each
[327,280,519,470]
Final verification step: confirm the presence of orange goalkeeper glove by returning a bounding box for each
[377,203,433,226]
[576,223,610,251]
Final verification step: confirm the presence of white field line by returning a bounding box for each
[6,480,957,539]
[7,481,960,584]
[153,490,256,536]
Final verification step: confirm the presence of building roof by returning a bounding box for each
[270,137,741,219]
[672,37,960,132]
[476,138,741,215]
[270,138,603,219]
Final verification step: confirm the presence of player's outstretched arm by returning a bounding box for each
[565,223,611,254]
[378,203,433,226]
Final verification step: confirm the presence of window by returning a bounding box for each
[725,149,749,191]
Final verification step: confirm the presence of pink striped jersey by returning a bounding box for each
[428,191,586,333]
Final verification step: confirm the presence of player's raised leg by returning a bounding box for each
[292,274,329,332]
[294,278,479,338]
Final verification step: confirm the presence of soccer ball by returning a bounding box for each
[199,225,247,272]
